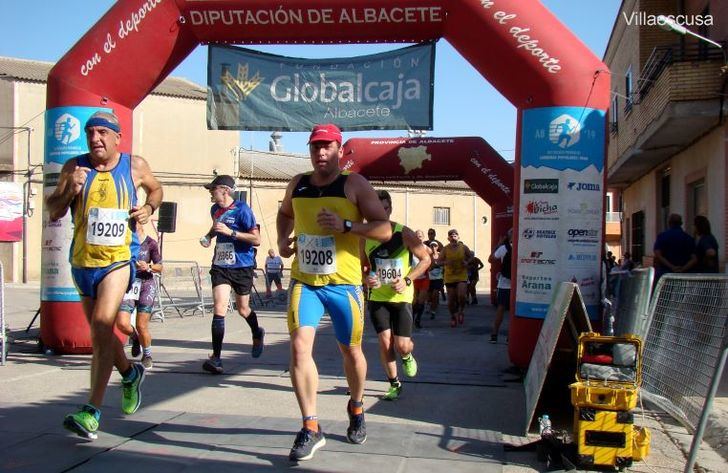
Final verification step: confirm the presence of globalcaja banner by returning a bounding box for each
[207,43,435,131]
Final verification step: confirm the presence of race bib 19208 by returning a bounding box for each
[214,242,236,265]
[297,234,336,275]
[87,207,128,246]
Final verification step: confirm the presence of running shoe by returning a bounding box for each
[382,384,402,401]
[121,362,146,415]
[141,355,153,370]
[346,403,367,444]
[289,427,326,461]
[429,310,436,320]
[130,330,140,358]
[458,312,465,325]
[490,334,498,344]
[450,316,457,328]
[402,354,418,378]
[63,404,99,440]
[202,355,224,374]
[252,327,265,358]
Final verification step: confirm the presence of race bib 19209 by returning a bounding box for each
[87,207,128,246]
[297,234,336,275]
[214,242,236,265]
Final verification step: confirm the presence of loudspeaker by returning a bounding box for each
[157,201,177,233]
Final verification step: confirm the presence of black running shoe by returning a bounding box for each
[289,427,326,461]
[346,407,367,444]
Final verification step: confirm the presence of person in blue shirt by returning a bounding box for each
[693,215,719,273]
[653,213,696,280]
[199,175,264,373]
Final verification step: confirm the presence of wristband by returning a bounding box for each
[231,230,237,239]
[143,203,155,213]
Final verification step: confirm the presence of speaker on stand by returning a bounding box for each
[156,201,177,257]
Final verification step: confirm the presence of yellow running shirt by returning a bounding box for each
[290,172,362,286]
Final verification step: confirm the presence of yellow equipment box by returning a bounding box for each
[575,407,634,469]
[570,332,642,411]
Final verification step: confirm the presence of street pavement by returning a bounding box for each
[1,283,726,472]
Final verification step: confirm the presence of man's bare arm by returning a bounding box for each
[276,176,298,257]
[131,155,163,225]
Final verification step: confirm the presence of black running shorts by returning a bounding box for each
[210,266,254,296]
[369,301,414,337]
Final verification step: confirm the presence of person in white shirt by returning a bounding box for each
[264,248,285,298]
[488,228,512,344]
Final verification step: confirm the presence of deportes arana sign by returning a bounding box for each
[207,43,435,131]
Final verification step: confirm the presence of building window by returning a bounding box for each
[687,178,707,228]
[631,211,645,264]
[624,66,633,114]
[433,207,450,226]
[610,94,618,133]
[234,190,248,203]
[658,167,671,232]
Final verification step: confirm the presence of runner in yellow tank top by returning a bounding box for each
[277,124,391,461]
[46,111,162,440]
[363,191,431,401]
[440,229,473,327]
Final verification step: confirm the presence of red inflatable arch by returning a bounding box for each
[42,0,610,368]
[341,136,514,299]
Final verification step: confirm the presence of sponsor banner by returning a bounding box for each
[41,106,109,302]
[0,182,23,242]
[207,43,435,131]
[517,106,605,319]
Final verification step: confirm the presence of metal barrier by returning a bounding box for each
[157,260,207,318]
[1,262,5,366]
[611,267,654,338]
[640,273,728,472]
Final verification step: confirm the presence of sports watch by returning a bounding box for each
[342,219,353,233]
[404,277,412,286]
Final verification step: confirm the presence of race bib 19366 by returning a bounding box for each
[297,234,336,275]
[87,207,128,246]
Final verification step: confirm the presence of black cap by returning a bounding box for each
[204,175,235,190]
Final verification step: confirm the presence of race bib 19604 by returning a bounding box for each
[214,242,236,265]
[375,258,403,284]
[297,234,337,275]
[87,207,128,246]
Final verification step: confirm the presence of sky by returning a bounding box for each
[0,0,621,157]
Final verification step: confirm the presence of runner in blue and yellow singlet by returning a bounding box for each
[364,190,431,401]
[277,124,391,462]
[46,111,163,440]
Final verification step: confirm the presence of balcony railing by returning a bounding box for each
[637,41,726,102]
[606,211,622,223]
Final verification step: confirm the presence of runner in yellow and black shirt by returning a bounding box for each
[364,190,431,401]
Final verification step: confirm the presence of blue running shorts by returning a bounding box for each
[72,261,135,300]
[287,281,365,346]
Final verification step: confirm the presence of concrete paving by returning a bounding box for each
[1,283,726,472]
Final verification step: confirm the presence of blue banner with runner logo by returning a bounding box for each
[207,43,435,131]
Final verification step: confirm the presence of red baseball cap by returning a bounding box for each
[308,123,342,144]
